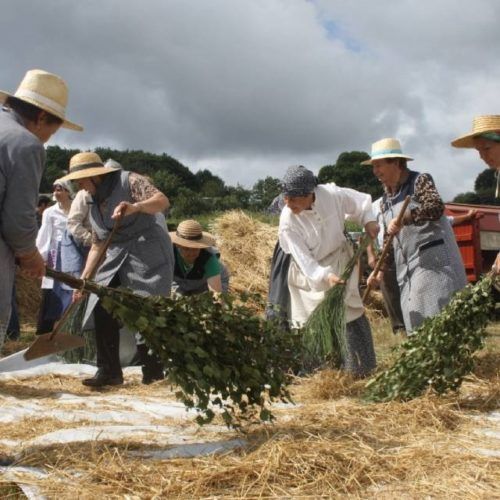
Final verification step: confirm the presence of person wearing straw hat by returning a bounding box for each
[35,179,75,334]
[451,115,500,275]
[365,138,467,334]
[278,165,378,377]
[170,219,229,295]
[0,69,81,351]
[62,151,174,387]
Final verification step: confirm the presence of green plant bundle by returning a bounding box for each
[46,269,301,427]
[302,236,370,368]
[364,274,497,402]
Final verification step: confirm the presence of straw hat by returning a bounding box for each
[361,138,413,165]
[170,220,216,249]
[0,69,82,131]
[451,115,500,148]
[59,152,121,182]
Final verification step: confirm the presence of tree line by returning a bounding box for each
[42,146,497,219]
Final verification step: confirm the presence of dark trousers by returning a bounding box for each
[94,275,122,377]
[6,284,19,340]
[380,263,406,334]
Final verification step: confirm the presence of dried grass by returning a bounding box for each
[1,367,497,499]
[2,210,499,498]
[211,210,277,296]
[15,272,41,325]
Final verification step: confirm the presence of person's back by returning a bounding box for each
[0,109,45,253]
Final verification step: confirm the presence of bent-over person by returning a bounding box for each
[278,165,378,377]
[61,152,174,387]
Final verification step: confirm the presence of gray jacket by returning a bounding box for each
[0,109,45,324]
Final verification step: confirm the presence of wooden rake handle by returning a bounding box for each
[362,195,411,302]
[48,214,123,339]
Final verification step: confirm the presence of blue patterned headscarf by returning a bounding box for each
[281,165,318,197]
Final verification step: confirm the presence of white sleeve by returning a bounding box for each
[35,208,53,260]
[279,227,331,286]
[339,187,376,226]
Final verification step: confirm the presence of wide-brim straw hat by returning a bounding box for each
[59,152,121,182]
[0,69,82,131]
[451,115,500,148]
[361,138,413,165]
[170,220,216,249]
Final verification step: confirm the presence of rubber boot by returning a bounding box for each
[136,344,164,384]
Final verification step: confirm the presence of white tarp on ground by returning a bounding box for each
[0,360,247,494]
[0,359,499,495]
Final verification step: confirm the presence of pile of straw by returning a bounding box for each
[12,373,500,498]
[15,272,40,325]
[211,210,278,295]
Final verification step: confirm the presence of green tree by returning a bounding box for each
[40,162,67,192]
[318,151,383,199]
[251,176,282,210]
[170,188,212,218]
[152,170,183,198]
[452,168,499,205]
[453,192,482,204]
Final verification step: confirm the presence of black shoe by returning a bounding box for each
[142,368,164,385]
[137,344,164,384]
[82,371,124,387]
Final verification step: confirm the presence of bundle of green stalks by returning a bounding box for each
[46,268,302,427]
[302,236,370,368]
[364,273,498,402]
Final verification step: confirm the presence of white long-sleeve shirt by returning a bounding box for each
[279,183,375,288]
[36,203,68,289]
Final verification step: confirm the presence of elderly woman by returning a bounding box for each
[36,178,75,334]
[61,152,174,387]
[366,138,467,334]
[170,219,229,295]
[451,115,500,274]
[278,165,378,377]
[0,69,81,350]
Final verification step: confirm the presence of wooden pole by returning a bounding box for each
[362,195,411,302]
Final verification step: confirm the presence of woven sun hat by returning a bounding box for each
[59,152,121,182]
[451,115,500,148]
[361,138,414,165]
[0,69,82,131]
[170,220,216,249]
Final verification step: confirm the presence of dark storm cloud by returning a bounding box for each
[0,0,499,197]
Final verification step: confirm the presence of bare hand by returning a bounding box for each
[72,289,86,303]
[111,201,137,219]
[493,252,500,275]
[327,273,345,287]
[364,221,379,240]
[387,217,402,236]
[367,270,383,289]
[17,249,45,279]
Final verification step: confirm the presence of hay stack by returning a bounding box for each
[211,210,277,295]
[15,271,41,325]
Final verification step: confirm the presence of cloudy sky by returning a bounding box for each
[1,0,499,200]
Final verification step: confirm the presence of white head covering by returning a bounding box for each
[53,177,76,200]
